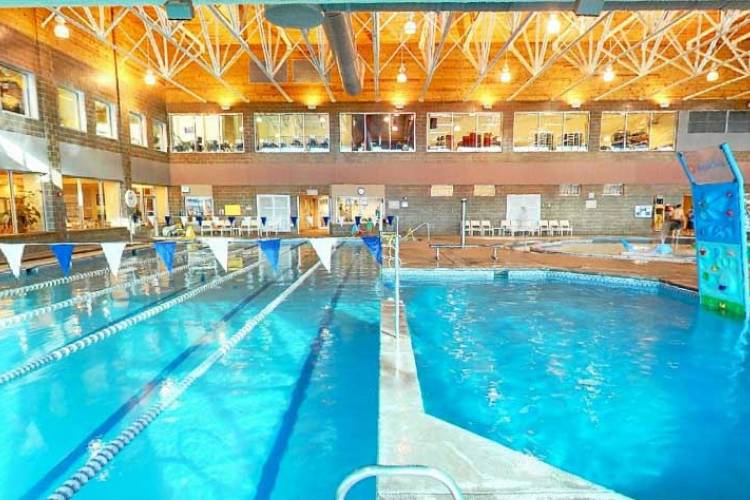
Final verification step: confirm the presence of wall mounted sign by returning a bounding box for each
[634,205,653,218]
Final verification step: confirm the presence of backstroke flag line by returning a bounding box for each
[154,241,177,272]
[0,243,25,279]
[205,238,230,272]
[361,236,382,265]
[50,243,75,276]
[100,242,127,277]
[260,239,281,270]
[309,238,337,272]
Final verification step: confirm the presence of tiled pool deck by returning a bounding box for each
[378,300,628,499]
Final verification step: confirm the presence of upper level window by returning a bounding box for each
[153,119,167,152]
[255,113,329,152]
[1,63,35,118]
[58,87,86,132]
[728,111,750,133]
[427,113,502,152]
[600,111,676,151]
[169,113,244,153]
[129,112,147,147]
[94,99,116,139]
[559,184,582,196]
[513,112,589,152]
[340,113,415,152]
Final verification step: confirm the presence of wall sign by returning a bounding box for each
[431,185,453,197]
[634,205,653,218]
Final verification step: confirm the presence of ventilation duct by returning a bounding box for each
[264,4,325,29]
[322,12,363,96]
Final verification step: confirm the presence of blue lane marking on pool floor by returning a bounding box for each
[252,265,354,500]
[22,271,286,499]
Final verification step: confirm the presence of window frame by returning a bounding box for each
[253,112,330,153]
[600,111,678,152]
[0,62,38,119]
[168,113,244,153]
[152,118,168,152]
[339,112,416,153]
[57,86,87,132]
[559,183,582,197]
[0,170,46,234]
[512,111,590,153]
[727,111,750,134]
[128,111,148,147]
[602,183,625,196]
[93,98,117,139]
[426,112,503,153]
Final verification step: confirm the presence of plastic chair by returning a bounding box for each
[548,220,560,236]
[480,220,492,236]
[538,220,550,236]
[470,220,481,236]
[200,219,213,236]
[559,220,573,235]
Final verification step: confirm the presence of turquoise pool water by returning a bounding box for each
[0,242,379,499]
[404,273,750,500]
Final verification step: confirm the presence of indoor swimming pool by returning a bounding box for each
[0,242,379,499]
[403,271,749,500]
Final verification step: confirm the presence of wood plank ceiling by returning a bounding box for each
[39,5,750,105]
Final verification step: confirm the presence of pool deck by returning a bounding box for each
[378,299,628,500]
[397,236,698,290]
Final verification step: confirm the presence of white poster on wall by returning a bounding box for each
[506,194,541,232]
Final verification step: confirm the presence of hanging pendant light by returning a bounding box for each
[404,13,417,36]
[547,13,561,35]
[706,68,719,82]
[144,68,157,86]
[54,16,70,39]
[500,63,512,83]
[396,63,407,84]
[602,64,616,83]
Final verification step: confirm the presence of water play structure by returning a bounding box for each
[677,144,749,318]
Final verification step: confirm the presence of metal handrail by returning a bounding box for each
[403,222,431,242]
[335,465,464,500]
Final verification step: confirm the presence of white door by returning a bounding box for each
[257,194,291,232]
[506,194,541,232]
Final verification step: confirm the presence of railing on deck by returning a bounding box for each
[335,465,464,500]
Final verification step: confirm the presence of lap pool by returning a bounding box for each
[402,271,749,499]
[0,242,379,499]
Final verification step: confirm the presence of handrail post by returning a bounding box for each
[460,198,467,248]
[336,465,464,500]
[394,216,400,341]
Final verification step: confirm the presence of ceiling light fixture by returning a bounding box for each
[54,16,70,39]
[404,14,417,36]
[144,68,157,86]
[706,68,719,82]
[500,63,512,83]
[396,63,408,83]
[547,13,561,35]
[602,64,616,83]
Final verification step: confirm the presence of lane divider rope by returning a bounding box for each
[0,247,249,330]
[0,249,190,300]
[47,257,324,500]
[0,246,292,387]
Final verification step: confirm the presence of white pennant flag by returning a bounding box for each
[309,238,337,272]
[0,243,25,279]
[205,238,230,271]
[101,242,127,277]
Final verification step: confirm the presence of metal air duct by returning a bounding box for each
[322,12,363,96]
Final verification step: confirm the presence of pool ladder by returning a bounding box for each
[336,465,464,500]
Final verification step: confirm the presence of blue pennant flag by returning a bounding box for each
[260,216,267,227]
[196,215,204,227]
[322,216,330,226]
[361,236,382,265]
[154,241,177,272]
[260,239,281,270]
[50,243,75,276]
[386,215,394,226]
[290,215,298,227]
[354,215,362,226]
[164,215,171,226]
[228,216,236,225]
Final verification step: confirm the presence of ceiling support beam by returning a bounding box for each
[507,12,611,101]
[207,4,293,103]
[419,12,454,102]
[461,12,534,101]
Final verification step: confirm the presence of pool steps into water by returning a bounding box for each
[47,256,324,499]
[378,298,629,499]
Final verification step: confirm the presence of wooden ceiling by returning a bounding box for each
[32,5,750,105]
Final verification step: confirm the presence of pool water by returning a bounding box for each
[0,242,379,499]
[404,275,750,499]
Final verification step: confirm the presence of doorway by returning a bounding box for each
[299,195,329,233]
